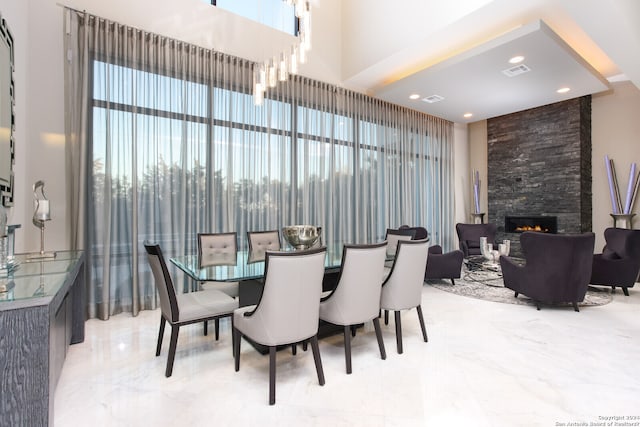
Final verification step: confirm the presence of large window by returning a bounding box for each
[209,0,297,35]
[66,8,452,318]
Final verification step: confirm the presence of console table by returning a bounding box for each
[0,251,85,427]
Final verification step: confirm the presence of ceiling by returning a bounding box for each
[341,0,640,123]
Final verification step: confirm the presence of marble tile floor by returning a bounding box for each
[54,284,640,427]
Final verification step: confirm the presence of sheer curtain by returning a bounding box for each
[64,9,454,320]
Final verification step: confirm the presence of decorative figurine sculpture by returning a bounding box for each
[29,180,55,258]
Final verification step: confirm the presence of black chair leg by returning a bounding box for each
[166,325,180,377]
[535,302,541,311]
[231,316,236,358]
[373,318,386,360]
[623,287,630,296]
[394,311,403,354]
[416,305,428,342]
[309,335,325,386]
[203,320,208,336]
[233,327,241,372]
[292,344,297,355]
[572,302,580,312]
[302,341,308,351]
[514,292,519,298]
[269,346,276,405]
[351,325,357,337]
[384,310,389,325]
[450,278,456,286]
[344,326,352,374]
[215,318,220,340]
[156,316,166,356]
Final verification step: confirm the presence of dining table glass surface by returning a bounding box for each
[170,242,376,282]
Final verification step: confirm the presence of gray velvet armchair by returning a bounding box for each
[590,227,640,296]
[425,245,464,285]
[500,232,595,311]
[456,223,497,257]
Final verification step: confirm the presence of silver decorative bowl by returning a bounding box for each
[282,225,321,250]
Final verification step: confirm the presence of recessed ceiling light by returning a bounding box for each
[463,113,473,118]
[557,87,570,94]
[509,55,525,64]
[409,94,420,100]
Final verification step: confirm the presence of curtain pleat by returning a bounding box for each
[64,8,454,320]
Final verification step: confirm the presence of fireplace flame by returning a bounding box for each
[515,225,548,232]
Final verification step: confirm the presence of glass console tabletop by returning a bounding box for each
[0,251,84,302]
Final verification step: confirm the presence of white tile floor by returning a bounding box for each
[54,284,640,426]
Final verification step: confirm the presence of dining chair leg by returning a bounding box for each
[215,318,220,341]
[269,346,277,405]
[156,316,166,356]
[351,325,357,337]
[372,317,386,360]
[302,341,308,351]
[572,302,580,312]
[233,327,241,372]
[292,344,297,355]
[416,305,428,342]
[231,316,236,358]
[622,287,630,296]
[394,311,403,354]
[344,325,352,374]
[309,335,325,386]
[166,325,180,377]
[203,320,208,336]
[384,310,389,325]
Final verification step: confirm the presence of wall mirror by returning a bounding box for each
[0,15,15,207]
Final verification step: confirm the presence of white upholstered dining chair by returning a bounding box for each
[385,227,416,257]
[233,247,327,405]
[144,242,238,377]
[319,242,388,374]
[198,232,240,339]
[380,238,429,354]
[247,230,281,262]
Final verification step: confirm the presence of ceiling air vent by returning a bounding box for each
[502,64,531,77]
[421,94,444,103]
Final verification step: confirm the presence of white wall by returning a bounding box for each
[468,120,488,220]
[453,122,470,227]
[592,81,640,249]
[0,0,341,253]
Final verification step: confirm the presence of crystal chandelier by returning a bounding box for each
[254,0,312,105]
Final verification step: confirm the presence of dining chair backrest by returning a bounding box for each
[381,239,429,310]
[322,242,388,324]
[385,228,416,257]
[144,242,178,323]
[247,230,281,261]
[249,247,327,346]
[198,232,237,268]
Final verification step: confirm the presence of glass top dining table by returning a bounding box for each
[170,244,350,282]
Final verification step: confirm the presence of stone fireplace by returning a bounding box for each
[487,96,592,256]
[504,215,558,234]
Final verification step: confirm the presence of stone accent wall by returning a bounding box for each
[487,96,592,255]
